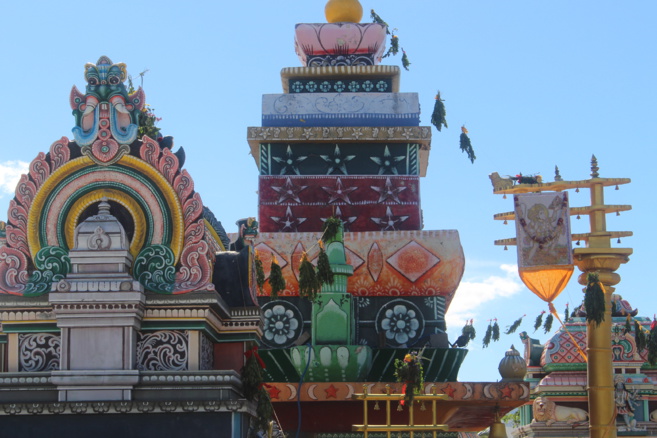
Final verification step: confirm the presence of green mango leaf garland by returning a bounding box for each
[533,311,545,332]
[268,257,286,299]
[460,126,476,163]
[394,351,424,404]
[492,319,500,342]
[482,322,493,348]
[316,242,334,286]
[298,252,322,302]
[505,315,525,335]
[255,387,273,433]
[255,251,266,294]
[401,49,411,71]
[543,314,554,333]
[462,320,476,340]
[431,91,448,132]
[635,320,647,353]
[241,347,264,401]
[584,272,606,327]
[649,318,657,366]
[322,216,342,243]
[564,303,570,323]
[370,9,390,33]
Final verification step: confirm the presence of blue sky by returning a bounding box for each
[1,1,655,382]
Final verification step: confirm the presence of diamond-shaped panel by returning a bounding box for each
[345,246,364,272]
[386,241,440,283]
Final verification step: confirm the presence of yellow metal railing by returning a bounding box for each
[351,384,449,437]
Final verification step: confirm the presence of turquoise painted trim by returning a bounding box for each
[1,324,59,334]
[140,321,259,343]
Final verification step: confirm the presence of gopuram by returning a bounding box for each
[0,56,261,437]
[245,1,528,436]
[516,299,657,437]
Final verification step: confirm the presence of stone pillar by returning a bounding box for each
[49,199,144,401]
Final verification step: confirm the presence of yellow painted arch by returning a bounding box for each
[27,154,184,263]
[65,189,147,260]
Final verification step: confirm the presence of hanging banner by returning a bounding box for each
[514,192,572,268]
[514,192,574,303]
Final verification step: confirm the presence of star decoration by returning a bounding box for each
[370,146,405,175]
[322,177,358,204]
[270,206,307,232]
[441,384,457,399]
[267,385,282,400]
[320,145,356,175]
[371,177,407,203]
[370,206,409,231]
[324,384,339,399]
[271,177,308,204]
[272,145,307,175]
[321,206,357,231]
[499,384,513,399]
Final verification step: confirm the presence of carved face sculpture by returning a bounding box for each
[70,56,143,148]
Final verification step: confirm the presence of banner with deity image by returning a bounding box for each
[514,192,572,268]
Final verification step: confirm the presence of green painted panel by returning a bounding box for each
[259,349,301,383]
[290,345,372,382]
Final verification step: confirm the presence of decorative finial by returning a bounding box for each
[590,154,599,178]
[554,165,563,182]
[325,0,363,23]
[98,197,111,216]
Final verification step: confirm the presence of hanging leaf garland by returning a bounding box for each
[370,9,390,34]
[298,252,322,302]
[635,320,647,353]
[255,387,273,433]
[255,251,266,294]
[431,91,448,132]
[322,216,342,243]
[269,257,286,299]
[384,33,400,58]
[492,319,500,342]
[533,311,545,332]
[505,315,525,335]
[564,303,570,323]
[241,347,264,401]
[316,242,334,286]
[648,318,657,366]
[482,322,493,348]
[543,314,554,333]
[584,272,606,327]
[401,49,411,71]
[462,320,476,340]
[624,315,633,335]
[460,126,476,163]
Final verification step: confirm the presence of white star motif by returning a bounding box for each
[322,178,358,204]
[371,178,407,203]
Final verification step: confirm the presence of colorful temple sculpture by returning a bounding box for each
[0,56,261,437]
[516,297,657,437]
[246,2,529,436]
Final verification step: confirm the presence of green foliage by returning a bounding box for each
[584,272,606,327]
[533,312,545,332]
[254,387,273,433]
[462,321,476,340]
[492,320,500,342]
[564,303,570,323]
[505,315,524,335]
[635,320,647,352]
[649,321,657,366]
[298,253,321,302]
[394,352,424,403]
[370,9,390,34]
[502,409,521,428]
[322,216,342,242]
[268,259,286,299]
[241,353,263,402]
[255,252,265,294]
[431,91,448,132]
[459,131,476,163]
[316,246,334,286]
[401,50,411,71]
[543,314,554,333]
[624,315,633,334]
[137,105,162,140]
[482,323,492,348]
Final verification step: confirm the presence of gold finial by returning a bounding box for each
[325,0,363,23]
[590,154,599,178]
